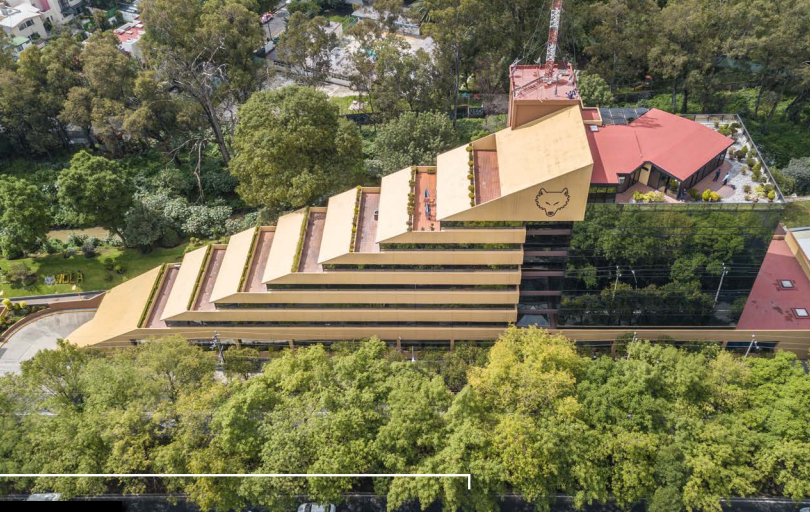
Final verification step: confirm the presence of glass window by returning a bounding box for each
[794,308,809,318]
[780,280,795,289]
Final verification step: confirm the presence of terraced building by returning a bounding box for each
[68,64,810,354]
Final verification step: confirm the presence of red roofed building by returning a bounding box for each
[738,229,810,330]
[587,108,734,197]
[114,16,145,61]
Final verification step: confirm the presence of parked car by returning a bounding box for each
[297,504,336,512]
[260,12,274,24]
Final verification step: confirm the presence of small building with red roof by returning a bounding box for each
[738,228,810,330]
[586,108,734,199]
[114,16,145,61]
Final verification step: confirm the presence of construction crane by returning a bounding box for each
[544,0,563,79]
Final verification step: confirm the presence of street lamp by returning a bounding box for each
[713,263,728,308]
[744,333,759,358]
[613,265,622,298]
[210,331,224,365]
[630,269,638,290]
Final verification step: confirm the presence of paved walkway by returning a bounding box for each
[0,310,95,374]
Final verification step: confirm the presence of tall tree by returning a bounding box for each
[585,0,657,91]
[370,111,458,176]
[0,177,52,259]
[56,151,134,244]
[229,86,363,212]
[141,0,265,164]
[276,13,339,86]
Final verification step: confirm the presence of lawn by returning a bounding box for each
[781,201,810,229]
[329,95,366,115]
[0,243,189,299]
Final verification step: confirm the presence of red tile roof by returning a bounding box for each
[587,108,734,184]
[114,18,145,45]
[737,239,810,330]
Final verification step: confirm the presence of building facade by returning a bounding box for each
[68,63,810,354]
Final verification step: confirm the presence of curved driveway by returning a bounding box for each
[0,310,95,374]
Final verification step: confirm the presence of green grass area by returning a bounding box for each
[329,95,365,115]
[781,201,810,229]
[0,244,189,298]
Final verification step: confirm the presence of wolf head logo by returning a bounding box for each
[535,188,570,217]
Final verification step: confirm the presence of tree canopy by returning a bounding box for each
[56,151,134,244]
[1,329,808,510]
[0,177,51,258]
[369,111,458,177]
[229,86,364,212]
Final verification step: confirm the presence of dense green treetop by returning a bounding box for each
[1,328,808,510]
[56,151,135,243]
[230,86,364,212]
[0,177,52,259]
[369,111,458,177]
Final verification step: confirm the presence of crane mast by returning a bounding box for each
[544,0,563,79]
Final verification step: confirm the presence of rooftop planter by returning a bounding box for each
[137,264,167,328]
[291,207,310,272]
[350,186,362,252]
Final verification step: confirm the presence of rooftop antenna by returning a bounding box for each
[544,0,563,80]
[510,0,565,97]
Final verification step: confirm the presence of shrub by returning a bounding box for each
[710,191,720,202]
[8,262,32,283]
[743,184,751,193]
[702,189,711,201]
[182,204,233,239]
[103,235,123,247]
[82,241,96,258]
[767,190,776,201]
[770,168,796,195]
[159,227,182,248]
[633,190,664,203]
[102,258,114,271]
[687,188,700,200]
[781,157,810,195]
[43,238,64,255]
[114,264,126,274]
[66,232,88,248]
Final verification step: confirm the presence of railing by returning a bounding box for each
[679,113,786,202]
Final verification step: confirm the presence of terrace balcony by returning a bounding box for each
[354,190,381,253]
[243,229,275,292]
[298,210,327,273]
[412,169,440,232]
[615,114,784,206]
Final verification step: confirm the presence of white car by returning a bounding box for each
[297,504,336,512]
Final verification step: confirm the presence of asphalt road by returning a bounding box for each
[0,310,95,374]
[263,4,289,41]
[2,495,809,512]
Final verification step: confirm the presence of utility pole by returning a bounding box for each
[627,331,637,360]
[714,263,728,307]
